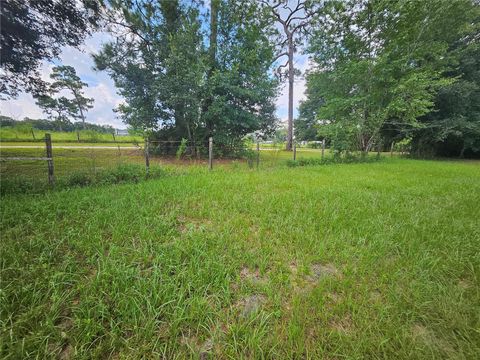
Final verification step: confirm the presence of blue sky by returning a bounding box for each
[1,23,309,129]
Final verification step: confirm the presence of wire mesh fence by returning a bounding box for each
[1,133,394,195]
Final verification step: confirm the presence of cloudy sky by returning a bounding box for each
[0,31,308,129]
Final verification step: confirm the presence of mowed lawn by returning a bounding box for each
[1,160,479,358]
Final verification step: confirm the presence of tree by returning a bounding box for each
[411,8,480,158]
[259,0,321,151]
[94,0,278,153]
[0,0,103,98]
[295,71,325,141]
[49,66,94,128]
[35,95,76,132]
[305,0,477,154]
[35,66,94,128]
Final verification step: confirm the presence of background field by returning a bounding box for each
[1,159,479,358]
[0,127,141,143]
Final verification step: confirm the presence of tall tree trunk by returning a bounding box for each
[286,37,294,151]
[209,0,218,67]
[204,0,219,137]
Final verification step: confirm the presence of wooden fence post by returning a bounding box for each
[293,141,297,161]
[77,131,80,142]
[390,142,394,157]
[321,139,325,160]
[145,139,150,176]
[31,129,36,140]
[256,141,260,169]
[208,137,213,170]
[45,133,54,185]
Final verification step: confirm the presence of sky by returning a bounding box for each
[0,24,309,130]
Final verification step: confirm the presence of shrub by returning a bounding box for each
[67,171,94,187]
[176,138,188,160]
[286,154,382,167]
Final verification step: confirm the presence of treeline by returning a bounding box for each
[296,0,480,158]
[0,115,115,134]
[2,0,479,158]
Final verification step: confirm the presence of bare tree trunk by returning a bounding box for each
[286,38,294,151]
[204,0,218,137]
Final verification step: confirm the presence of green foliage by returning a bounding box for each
[0,0,103,98]
[286,152,381,167]
[94,0,278,152]
[176,138,188,160]
[1,164,165,195]
[305,0,478,156]
[412,37,480,157]
[34,66,94,128]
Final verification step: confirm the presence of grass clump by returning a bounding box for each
[1,164,165,195]
[286,153,382,167]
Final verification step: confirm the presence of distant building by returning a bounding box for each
[115,129,129,136]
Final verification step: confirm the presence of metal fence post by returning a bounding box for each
[208,137,213,170]
[321,139,325,160]
[45,133,54,186]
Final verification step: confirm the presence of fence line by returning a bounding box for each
[0,133,55,185]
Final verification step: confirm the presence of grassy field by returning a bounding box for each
[1,158,479,358]
[0,127,141,143]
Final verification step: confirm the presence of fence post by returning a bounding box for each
[45,133,54,186]
[31,129,36,140]
[256,141,260,169]
[77,131,80,142]
[145,139,150,176]
[293,141,297,161]
[321,139,325,160]
[208,137,213,170]
[390,142,394,157]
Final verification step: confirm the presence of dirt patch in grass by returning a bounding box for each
[307,263,342,283]
[369,290,382,302]
[458,278,472,290]
[177,215,211,233]
[235,294,266,318]
[59,344,74,360]
[329,314,353,334]
[411,324,455,355]
[181,334,214,358]
[240,267,268,286]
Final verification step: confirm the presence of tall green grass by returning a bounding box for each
[1,159,479,358]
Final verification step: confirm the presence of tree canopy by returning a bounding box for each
[94,0,278,152]
[0,0,103,98]
[35,66,94,129]
[301,0,479,157]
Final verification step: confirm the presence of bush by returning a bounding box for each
[1,164,166,196]
[176,138,188,160]
[100,164,142,183]
[286,154,382,167]
[67,171,94,187]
